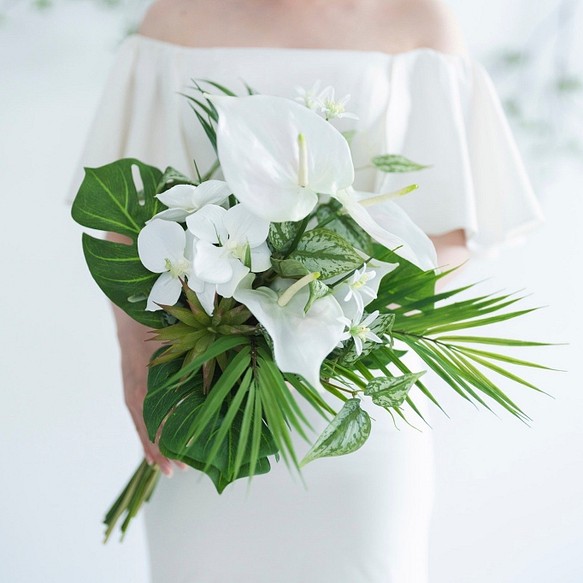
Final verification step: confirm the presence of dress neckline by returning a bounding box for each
[129,33,472,63]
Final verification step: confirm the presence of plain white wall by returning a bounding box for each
[0,1,580,582]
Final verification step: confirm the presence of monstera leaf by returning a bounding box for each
[144,341,279,492]
[71,159,166,327]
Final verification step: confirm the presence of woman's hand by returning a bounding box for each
[113,303,187,477]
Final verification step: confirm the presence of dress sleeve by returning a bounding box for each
[376,50,544,254]
[66,35,199,205]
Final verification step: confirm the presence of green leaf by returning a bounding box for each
[371,154,430,173]
[437,335,555,347]
[300,398,371,467]
[71,158,163,238]
[364,372,425,408]
[305,280,330,313]
[196,78,238,96]
[342,130,356,144]
[268,221,303,254]
[156,166,196,192]
[145,349,278,493]
[288,228,363,279]
[271,258,310,278]
[81,233,165,328]
[160,335,249,389]
[314,202,374,255]
[368,245,437,310]
[71,159,166,326]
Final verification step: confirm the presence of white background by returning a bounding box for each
[0,1,581,581]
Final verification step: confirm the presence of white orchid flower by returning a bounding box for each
[332,258,397,321]
[295,80,326,111]
[186,203,271,301]
[339,311,383,356]
[137,219,193,311]
[208,94,355,222]
[233,274,345,389]
[317,86,359,121]
[149,180,231,223]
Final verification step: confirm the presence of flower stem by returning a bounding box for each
[103,459,161,543]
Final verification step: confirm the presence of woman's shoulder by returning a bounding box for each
[138,0,208,44]
[377,0,467,56]
[138,0,467,56]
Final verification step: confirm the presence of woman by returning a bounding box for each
[77,0,543,580]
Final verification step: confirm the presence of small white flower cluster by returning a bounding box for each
[295,81,359,121]
[138,180,271,315]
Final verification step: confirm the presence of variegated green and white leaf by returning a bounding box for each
[268,221,303,254]
[300,398,371,467]
[371,154,430,173]
[364,372,425,408]
[288,228,362,279]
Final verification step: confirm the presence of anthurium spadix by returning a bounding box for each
[233,275,345,389]
[208,94,355,222]
[335,188,438,271]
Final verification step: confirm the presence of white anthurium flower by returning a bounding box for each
[335,187,438,271]
[137,219,193,311]
[233,274,345,389]
[209,93,434,271]
[331,258,397,321]
[317,86,359,121]
[339,311,384,356]
[149,180,231,222]
[208,94,355,222]
[186,203,271,300]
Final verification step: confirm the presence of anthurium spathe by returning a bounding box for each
[209,94,355,222]
[233,275,345,389]
[150,180,231,222]
[186,203,271,300]
[335,187,438,271]
[137,219,193,311]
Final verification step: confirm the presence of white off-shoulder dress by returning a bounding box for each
[72,34,544,583]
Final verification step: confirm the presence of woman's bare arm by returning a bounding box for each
[407,1,471,285]
[430,229,470,289]
[107,231,184,476]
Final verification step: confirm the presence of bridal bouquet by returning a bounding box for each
[71,81,553,542]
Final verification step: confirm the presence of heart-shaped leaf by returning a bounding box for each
[371,154,430,173]
[364,372,425,408]
[268,221,303,254]
[300,398,371,467]
[288,228,363,279]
